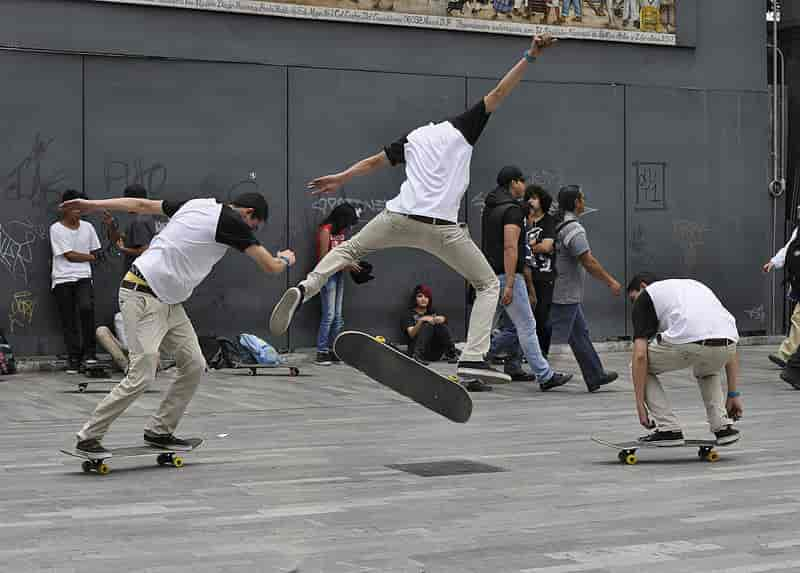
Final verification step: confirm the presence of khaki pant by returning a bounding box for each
[643,339,736,433]
[777,303,800,361]
[300,210,499,362]
[78,287,206,441]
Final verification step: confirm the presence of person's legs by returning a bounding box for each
[431,323,456,360]
[549,302,578,347]
[533,279,554,357]
[692,344,736,433]
[77,289,168,442]
[413,322,436,362]
[642,339,693,431]
[316,275,337,353]
[54,282,81,366]
[490,308,522,371]
[499,274,553,381]
[777,302,800,362]
[144,303,206,439]
[331,272,345,343]
[567,305,606,388]
[76,278,96,359]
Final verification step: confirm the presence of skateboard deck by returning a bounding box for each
[83,360,112,378]
[225,363,300,377]
[60,438,203,475]
[592,435,724,465]
[334,330,472,423]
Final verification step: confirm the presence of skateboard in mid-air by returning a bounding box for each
[60,438,204,475]
[591,435,728,465]
[333,330,473,423]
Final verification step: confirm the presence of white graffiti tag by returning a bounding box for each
[0,220,47,284]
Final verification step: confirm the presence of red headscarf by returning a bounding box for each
[413,284,433,312]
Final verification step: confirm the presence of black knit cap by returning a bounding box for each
[232,192,269,221]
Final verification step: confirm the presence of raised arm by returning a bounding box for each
[307,151,391,195]
[484,34,558,114]
[61,198,164,216]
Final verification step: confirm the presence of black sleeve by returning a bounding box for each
[383,135,409,166]
[449,99,491,146]
[541,215,556,241]
[162,200,188,218]
[631,291,660,340]
[215,205,260,252]
[502,204,525,230]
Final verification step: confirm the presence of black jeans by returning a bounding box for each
[532,279,554,357]
[53,278,96,362]
[410,323,456,361]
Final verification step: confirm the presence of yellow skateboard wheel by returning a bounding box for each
[624,453,637,465]
[97,463,110,475]
[706,450,720,462]
[374,336,386,344]
[172,456,184,468]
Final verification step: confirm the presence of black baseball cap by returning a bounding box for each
[496,166,526,187]
[231,192,269,221]
[558,184,584,212]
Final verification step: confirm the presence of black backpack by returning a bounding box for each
[207,337,257,369]
[785,235,800,293]
[0,330,17,375]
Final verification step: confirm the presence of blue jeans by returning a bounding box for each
[550,303,604,387]
[317,271,344,352]
[493,274,553,381]
[562,0,582,17]
[490,309,521,367]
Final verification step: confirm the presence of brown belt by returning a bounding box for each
[121,280,157,298]
[405,214,457,226]
[693,338,735,347]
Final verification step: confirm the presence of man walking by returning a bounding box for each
[482,166,572,390]
[63,192,295,458]
[550,185,621,392]
[627,273,742,446]
[269,34,560,386]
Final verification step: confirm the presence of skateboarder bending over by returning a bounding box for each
[627,273,743,446]
[63,193,296,458]
[270,34,559,385]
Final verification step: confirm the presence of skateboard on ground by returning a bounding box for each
[592,435,725,465]
[333,330,473,423]
[226,363,300,377]
[76,360,115,392]
[60,438,203,475]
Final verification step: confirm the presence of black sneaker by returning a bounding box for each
[75,438,112,459]
[780,370,800,390]
[637,430,685,446]
[269,285,305,336]
[587,371,619,392]
[714,425,741,446]
[143,432,195,451]
[315,351,332,366]
[461,378,493,392]
[769,354,787,368]
[540,371,572,391]
[66,360,81,375]
[506,370,537,382]
[443,348,462,364]
[457,360,511,384]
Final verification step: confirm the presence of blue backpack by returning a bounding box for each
[237,333,283,366]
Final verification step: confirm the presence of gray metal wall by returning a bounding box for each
[0,0,770,354]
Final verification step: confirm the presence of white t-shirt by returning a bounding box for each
[134,198,260,304]
[644,279,739,344]
[383,99,491,223]
[49,220,101,289]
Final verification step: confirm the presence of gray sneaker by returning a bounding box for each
[143,432,195,451]
[75,438,112,459]
[270,286,304,336]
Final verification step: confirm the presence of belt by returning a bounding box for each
[405,214,457,226]
[693,338,736,347]
[121,280,157,297]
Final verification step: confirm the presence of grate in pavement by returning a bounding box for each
[387,459,506,477]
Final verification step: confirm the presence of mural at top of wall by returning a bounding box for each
[92,0,677,45]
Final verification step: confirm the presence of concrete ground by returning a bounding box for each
[0,344,797,573]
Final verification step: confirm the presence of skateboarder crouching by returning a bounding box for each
[63,193,295,458]
[270,33,560,387]
[627,273,743,446]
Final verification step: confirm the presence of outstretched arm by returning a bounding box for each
[484,34,558,114]
[61,198,164,216]
[307,151,391,195]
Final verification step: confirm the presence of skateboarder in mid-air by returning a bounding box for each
[270,33,560,387]
[62,193,295,458]
[627,273,743,446]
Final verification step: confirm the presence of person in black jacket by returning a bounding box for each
[403,284,460,365]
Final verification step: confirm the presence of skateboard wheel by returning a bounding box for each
[290,367,299,376]
[97,463,110,475]
[172,456,184,468]
[374,336,386,344]
[705,450,720,462]
[617,451,626,463]
[78,384,87,393]
[82,461,93,473]
[157,453,170,466]
[624,453,637,465]
[447,375,458,382]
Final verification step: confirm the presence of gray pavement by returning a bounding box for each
[0,344,798,573]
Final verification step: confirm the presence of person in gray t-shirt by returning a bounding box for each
[104,184,166,270]
[551,185,622,392]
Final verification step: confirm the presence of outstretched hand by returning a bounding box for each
[529,34,558,58]
[307,174,345,196]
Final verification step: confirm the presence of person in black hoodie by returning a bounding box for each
[403,284,460,365]
[482,166,572,391]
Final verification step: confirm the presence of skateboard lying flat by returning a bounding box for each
[77,360,116,392]
[227,363,300,377]
[334,330,472,423]
[60,438,203,475]
[592,435,724,465]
